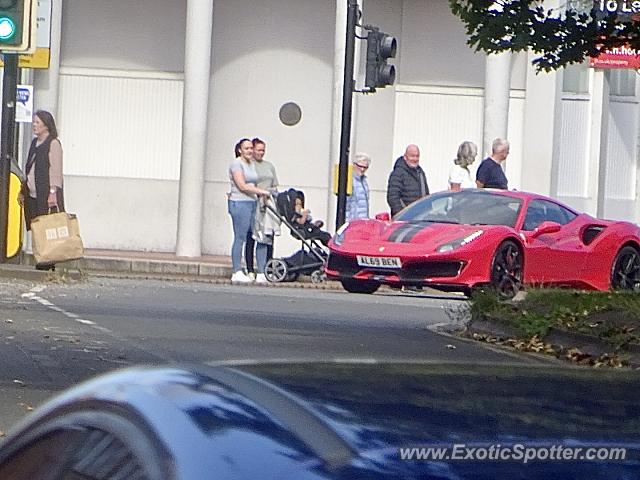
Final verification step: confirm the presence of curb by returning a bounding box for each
[466,319,640,367]
[2,253,345,290]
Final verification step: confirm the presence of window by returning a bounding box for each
[563,62,589,94]
[522,200,577,231]
[608,69,636,97]
[396,191,522,227]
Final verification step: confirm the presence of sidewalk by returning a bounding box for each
[0,249,232,281]
[0,249,341,288]
[0,249,459,295]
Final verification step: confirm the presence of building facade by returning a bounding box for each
[25,0,640,256]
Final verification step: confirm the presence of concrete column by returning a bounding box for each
[326,0,348,233]
[33,0,63,115]
[483,52,512,157]
[176,0,213,257]
[521,52,562,196]
[327,0,365,232]
[592,70,609,218]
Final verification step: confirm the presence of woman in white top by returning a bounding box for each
[448,141,478,191]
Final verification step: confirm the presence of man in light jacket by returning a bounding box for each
[346,153,371,221]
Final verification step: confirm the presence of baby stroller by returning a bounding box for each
[264,189,329,284]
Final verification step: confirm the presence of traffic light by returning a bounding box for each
[0,0,34,52]
[364,27,397,90]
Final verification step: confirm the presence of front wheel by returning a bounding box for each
[265,259,288,283]
[490,240,523,299]
[610,246,640,291]
[340,278,380,294]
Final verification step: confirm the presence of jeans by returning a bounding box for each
[228,200,256,272]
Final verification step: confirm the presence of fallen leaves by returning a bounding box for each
[469,332,628,368]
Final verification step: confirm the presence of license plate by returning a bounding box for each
[356,255,402,268]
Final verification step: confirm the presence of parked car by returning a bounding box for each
[0,362,637,479]
[327,189,640,297]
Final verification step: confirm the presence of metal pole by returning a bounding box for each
[0,54,18,262]
[335,0,358,229]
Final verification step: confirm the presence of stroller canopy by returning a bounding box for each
[276,188,304,222]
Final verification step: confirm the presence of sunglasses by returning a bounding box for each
[355,163,369,169]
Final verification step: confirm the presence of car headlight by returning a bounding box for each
[436,230,483,253]
[333,222,350,246]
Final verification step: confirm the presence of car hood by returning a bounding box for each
[337,220,498,252]
[3,362,638,479]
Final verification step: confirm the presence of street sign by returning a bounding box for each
[16,84,33,122]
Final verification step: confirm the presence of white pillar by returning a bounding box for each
[483,52,512,157]
[590,69,609,218]
[521,52,561,196]
[327,0,364,232]
[33,0,63,116]
[327,0,348,233]
[176,0,213,257]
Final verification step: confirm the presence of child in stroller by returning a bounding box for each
[263,189,330,283]
[290,191,332,246]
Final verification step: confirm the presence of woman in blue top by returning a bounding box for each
[228,138,269,284]
[346,153,371,221]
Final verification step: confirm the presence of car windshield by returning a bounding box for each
[395,190,522,227]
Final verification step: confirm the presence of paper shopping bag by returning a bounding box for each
[31,212,84,265]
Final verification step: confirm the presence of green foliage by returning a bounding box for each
[449,0,640,70]
[468,288,640,347]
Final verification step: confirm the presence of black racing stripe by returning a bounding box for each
[387,223,415,242]
[388,223,430,243]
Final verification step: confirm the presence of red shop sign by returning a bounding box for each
[590,46,640,69]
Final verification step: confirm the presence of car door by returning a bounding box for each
[521,200,587,285]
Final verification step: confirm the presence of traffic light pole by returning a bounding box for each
[0,53,18,262]
[335,0,358,229]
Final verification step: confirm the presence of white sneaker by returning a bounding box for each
[231,271,253,284]
[255,273,268,284]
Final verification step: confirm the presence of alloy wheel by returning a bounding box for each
[490,240,523,299]
[611,246,640,291]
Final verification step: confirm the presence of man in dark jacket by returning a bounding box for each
[386,144,429,216]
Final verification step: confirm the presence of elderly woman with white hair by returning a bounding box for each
[448,141,478,191]
[346,152,371,221]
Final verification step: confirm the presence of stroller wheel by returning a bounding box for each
[265,258,288,283]
[311,269,326,284]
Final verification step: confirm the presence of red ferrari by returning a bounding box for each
[327,189,640,297]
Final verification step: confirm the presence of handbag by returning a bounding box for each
[31,209,84,265]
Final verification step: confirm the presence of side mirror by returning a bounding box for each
[375,212,391,222]
[530,221,561,238]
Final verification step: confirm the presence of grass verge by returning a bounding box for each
[463,289,640,367]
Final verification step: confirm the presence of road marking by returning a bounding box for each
[22,285,111,333]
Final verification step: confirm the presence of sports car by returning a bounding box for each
[0,362,638,479]
[327,189,640,297]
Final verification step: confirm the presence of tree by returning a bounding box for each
[449,0,640,71]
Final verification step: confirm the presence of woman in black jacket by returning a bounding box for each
[19,110,65,270]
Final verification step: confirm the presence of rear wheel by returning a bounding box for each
[311,269,326,284]
[611,246,640,291]
[340,278,380,294]
[490,240,523,299]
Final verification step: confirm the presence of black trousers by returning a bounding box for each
[245,230,274,273]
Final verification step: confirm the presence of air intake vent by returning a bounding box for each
[582,225,606,246]
[70,429,148,480]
